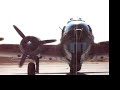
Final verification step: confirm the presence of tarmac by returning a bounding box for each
[0,61,109,75]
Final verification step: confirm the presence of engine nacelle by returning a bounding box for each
[19,36,41,56]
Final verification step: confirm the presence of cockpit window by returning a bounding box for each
[67,24,89,31]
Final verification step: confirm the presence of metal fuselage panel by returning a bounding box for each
[61,21,94,62]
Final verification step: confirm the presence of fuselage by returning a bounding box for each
[60,19,94,63]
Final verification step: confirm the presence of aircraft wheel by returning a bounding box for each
[27,62,35,75]
[70,64,82,75]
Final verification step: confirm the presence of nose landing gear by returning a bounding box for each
[69,53,82,75]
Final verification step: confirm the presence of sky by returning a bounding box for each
[0,0,109,44]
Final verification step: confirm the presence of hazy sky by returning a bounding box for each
[0,0,109,44]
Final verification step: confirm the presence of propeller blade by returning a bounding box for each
[19,53,27,67]
[40,39,56,44]
[13,25,26,39]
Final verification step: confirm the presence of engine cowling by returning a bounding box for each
[19,36,41,56]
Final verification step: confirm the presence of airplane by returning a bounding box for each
[12,17,94,75]
[0,37,4,41]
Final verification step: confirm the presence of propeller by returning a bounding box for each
[40,39,56,44]
[19,53,27,67]
[13,25,28,67]
[13,25,26,39]
[13,25,56,67]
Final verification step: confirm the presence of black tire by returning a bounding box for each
[27,62,35,75]
[70,62,81,74]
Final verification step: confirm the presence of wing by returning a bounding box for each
[89,41,109,58]
[41,44,63,57]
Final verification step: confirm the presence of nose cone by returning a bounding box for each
[65,21,91,35]
[64,21,93,50]
[74,23,90,34]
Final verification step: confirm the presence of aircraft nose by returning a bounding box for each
[74,27,89,42]
[74,23,90,34]
[76,23,92,40]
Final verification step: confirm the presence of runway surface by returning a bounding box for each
[0,61,109,75]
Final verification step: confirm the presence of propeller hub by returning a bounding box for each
[27,41,32,45]
[20,36,40,55]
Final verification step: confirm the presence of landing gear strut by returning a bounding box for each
[69,43,83,75]
[27,56,40,75]
[35,56,39,73]
[69,53,82,75]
